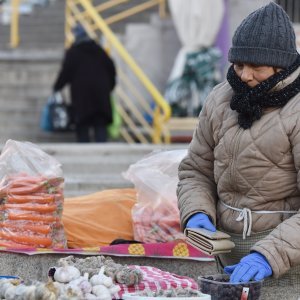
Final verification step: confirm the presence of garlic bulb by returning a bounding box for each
[23,285,38,300]
[79,276,92,294]
[90,267,113,287]
[51,281,67,296]
[14,284,34,300]
[34,282,57,300]
[4,285,17,300]
[54,261,81,283]
[92,284,112,300]
[115,268,142,286]
[0,280,14,298]
[68,272,92,294]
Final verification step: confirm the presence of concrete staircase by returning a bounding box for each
[0,0,180,144]
[0,50,75,143]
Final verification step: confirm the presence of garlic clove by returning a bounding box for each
[92,284,112,300]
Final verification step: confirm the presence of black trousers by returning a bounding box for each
[76,116,107,143]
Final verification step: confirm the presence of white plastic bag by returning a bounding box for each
[0,140,67,248]
[123,149,187,243]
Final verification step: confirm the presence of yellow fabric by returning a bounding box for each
[62,188,137,248]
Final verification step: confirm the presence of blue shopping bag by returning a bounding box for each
[40,93,74,132]
[40,98,54,132]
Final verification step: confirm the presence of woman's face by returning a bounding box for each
[233,63,277,88]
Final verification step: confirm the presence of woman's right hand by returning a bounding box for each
[186,213,216,232]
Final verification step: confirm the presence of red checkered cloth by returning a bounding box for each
[113,265,199,299]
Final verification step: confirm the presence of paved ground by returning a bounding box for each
[0,251,298,299]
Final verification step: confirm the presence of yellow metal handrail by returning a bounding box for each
[70,0,166,28]
[104,0,166,25]
[66,0,171,143]
[10,0,20,48]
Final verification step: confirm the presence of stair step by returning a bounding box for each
[64,174,133,197]
[32,133,77,143]
[0,132,76,144]
[0,117,40,128]
[38,143,185,157]
[60,156,143,175]
[0,97,44,109]
[0,86,54,96]
[0,79,57,87]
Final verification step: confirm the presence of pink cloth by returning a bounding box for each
[0,240,214,261]
[114,265,199,299]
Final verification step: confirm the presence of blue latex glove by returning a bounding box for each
[224,252,272,283]
[186,213,216,232]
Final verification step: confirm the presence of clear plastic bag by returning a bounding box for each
[123,149,187,243]
[0,140,67,248]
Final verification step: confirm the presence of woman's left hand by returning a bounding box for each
[224,252,272,283]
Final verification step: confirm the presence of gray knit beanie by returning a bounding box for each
[228,2,298,68]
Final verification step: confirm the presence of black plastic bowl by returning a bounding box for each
[198,274,262,300]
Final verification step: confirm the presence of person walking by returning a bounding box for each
[177,1,300,288]
[53,24,116,142]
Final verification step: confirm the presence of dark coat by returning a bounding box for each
[53,40,116,124]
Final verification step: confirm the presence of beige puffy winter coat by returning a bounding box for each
[177,68,300,278]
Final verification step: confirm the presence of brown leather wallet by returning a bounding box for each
[184,228,235,256]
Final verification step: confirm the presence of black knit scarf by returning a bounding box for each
[227,55,300,129]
